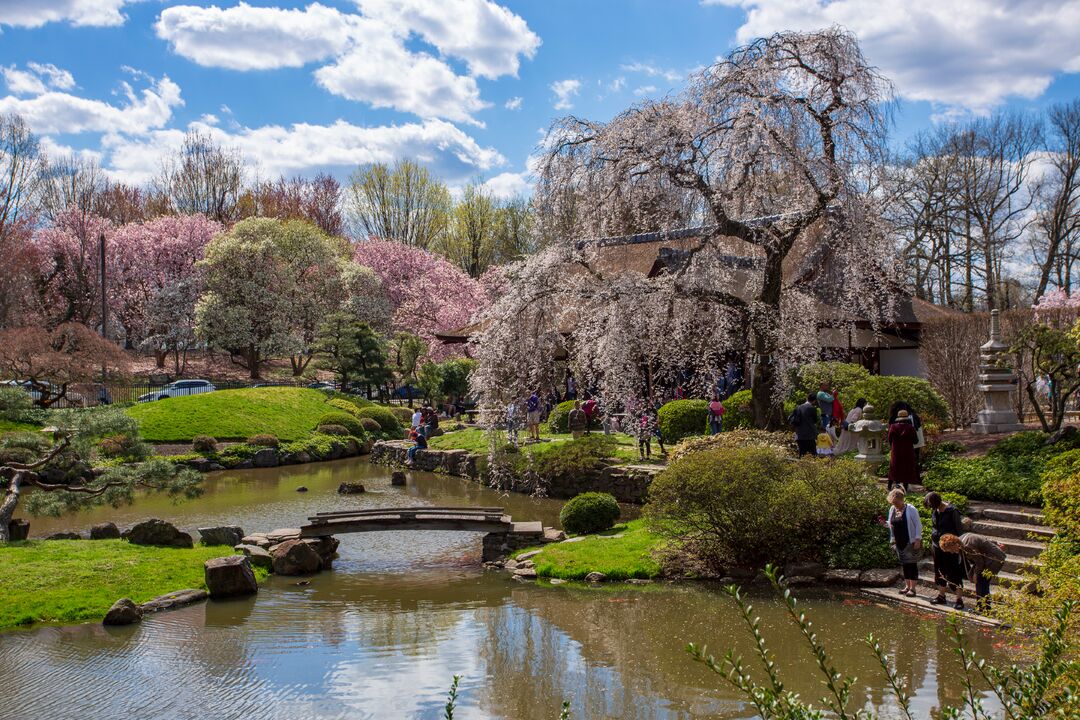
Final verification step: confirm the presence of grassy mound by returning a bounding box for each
[127,387,334,442]
[523,520,662,581]
[0,540,264,628]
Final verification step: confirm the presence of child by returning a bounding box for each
[815,424,835,458]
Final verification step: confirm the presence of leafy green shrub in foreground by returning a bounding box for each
[191,435,217,453]
[356,406,403,437]
[847,374,950,427]
[646,445,883,573]
[823,524,895,570]
[546,400,577,434]
[1042,458,1080,539]
[658,399,708,443]
[559,492,621,535]
[316,412,366,438]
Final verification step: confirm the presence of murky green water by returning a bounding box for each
[1,459,1010,719]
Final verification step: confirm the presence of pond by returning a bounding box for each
[2,459,1011,719]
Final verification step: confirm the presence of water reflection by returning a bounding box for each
[3,460,1008,719]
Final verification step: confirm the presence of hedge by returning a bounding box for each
[559,492,621,535]
[658,399,708,443]
[356,406,403,437]
[315,412,366,438]
[846,375,950,427]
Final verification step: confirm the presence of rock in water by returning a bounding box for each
[270,539,323,576]
[204,556,258,598]
[123,519,193,548]
[139,589,208,614]
[584,572,607,583]
[7,519,29,541]
[337,482,366,494]
[198,526,245,547]
[234,544,273,570]
[89,522,121,540]
[390,471,406,486]
[103,598,142,625]
[45,532,81,540]
[295,486,308,492]
[252,448,279,468]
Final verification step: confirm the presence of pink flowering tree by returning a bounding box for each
[1032,288,1080,328]
[110,214,220,370]
[33,210,114,329]
[353,239,487,361]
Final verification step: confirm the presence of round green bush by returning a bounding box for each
[98,433,146,459]
[559,492,621,535]
[847,375,950,427]
[191,435,218,453]
[247,433,279,447]
[658,399,708,443]
[357,406,403,436]
[546,400,577,433]
[359,417,381,433]
[327,398,363,416]
[317,424,350,436]
[790,361,871,403]
[387,406,414,424]
[722,389,754,430]
[316,412,365,438]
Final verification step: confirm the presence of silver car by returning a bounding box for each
[138,379,216,402]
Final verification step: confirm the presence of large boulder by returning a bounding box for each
[103,598,142,626]
[240,533,271,549]
[390,471,406,486]
[234,544,273,570]
[337,482,365,494]
[204,555,258,598]
[7,519,29,541]
[198,526,245,547]
[45,532,81,540]
[252,448,279,468]
[123,519,193,548]
[302,537,339,567]
[89,522,121,540]
[270,538,323,576]
[139,589,208,614]
[266,528,301,543]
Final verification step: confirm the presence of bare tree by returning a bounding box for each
[346,159,451,248]
[1032,100,1080,299]
[474,29,901,428]
[0,113,44,245]
[920,314,983,428]
[156,130,245,223]
[38,153,106,223]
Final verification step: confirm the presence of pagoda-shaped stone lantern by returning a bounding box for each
[971,309,1024,434]
[850,404,886,467]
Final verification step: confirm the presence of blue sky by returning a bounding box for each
[2,0,1079,197]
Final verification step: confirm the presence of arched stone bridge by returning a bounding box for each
[300,506,550,561]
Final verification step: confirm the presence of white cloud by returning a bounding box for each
[156,3,360,71]
[101,118,506,185]
[482,170,532,198]
[0,74,182,135]
[633,85,658,96]
[608,77,626,92]
[551,79,580,111]
[356,0,540,79]
[706,0,1080,112]
[3,62,76,95]
[620,62,684,84]
[0,0,132,28]
[504,96,523,110]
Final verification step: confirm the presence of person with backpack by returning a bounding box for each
[790,393,820,457]
[567,400,587,439]
[924,492,967,609]
[708,394,725,435]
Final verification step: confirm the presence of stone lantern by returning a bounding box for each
[850,404,886,466]
[971,309,1024,434]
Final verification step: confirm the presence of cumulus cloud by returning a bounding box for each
[633,85,658,96]
[100,117,506,186]
[482,170,532,199]
[620,62,684,84]
[154,0,539,124]
[156,3,360,71]
[706,0,1080,112]
[551,79,580,110]
[505,96,523,110]
[0,74,182,135]
[0,0,131,28]
[2,62,75,95]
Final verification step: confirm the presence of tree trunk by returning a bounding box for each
[155,349,168,369]
[0,472,25,542]
[751,247,786,430]
[248,346,261,379]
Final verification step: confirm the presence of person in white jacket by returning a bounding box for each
[887,488,923,597]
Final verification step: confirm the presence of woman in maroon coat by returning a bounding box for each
[887,410,918,492]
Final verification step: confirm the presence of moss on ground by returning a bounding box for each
[518,520,663,581]
[0,539,266,629]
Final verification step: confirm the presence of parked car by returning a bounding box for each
[138,379,216,402]
[306,381,336,391]
[2,379,86,407]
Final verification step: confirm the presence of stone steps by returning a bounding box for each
[970,519,1055,541]
[971,505,1046,526]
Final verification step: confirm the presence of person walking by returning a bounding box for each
[567,400,587,439]
[887,488,923,597]
[582,396,598,435]
[816,383,835,429]
[526,389,542,443]
[708,394,725,435]
[790,393,820,457]
[924,492,966,609]
[887,409,918,492]
[939,532,1006,612]
[833,398,866,455]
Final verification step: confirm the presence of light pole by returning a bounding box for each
[99,232,107,392]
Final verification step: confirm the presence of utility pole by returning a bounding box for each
[100,232,108,393]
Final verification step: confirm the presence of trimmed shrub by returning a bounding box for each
[532,434,617,485]
[790,361,871,402]
[1042,453,1080,539]
[98,433,147,460]
[247,434,279,447]
[658,399,708,443]
[317,424,350,436]
[546,400,577,433]
[672,429,794,461]
[722,389,754,430]
[359,417,381,433]
[387,406,414,424]
[0,386,42,424]
[191,435,218,453]
[646,445,883,573]
[327,398,363,416]
[559,492,621,535]
[846,375,950,427]
[316,412,366,438]
[356,406,403,436]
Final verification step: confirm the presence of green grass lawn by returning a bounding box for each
[127,387,336,442]
[0,540,264,628]
[520,519,663,581]
[428,427,665,465]
[0,418,37,434]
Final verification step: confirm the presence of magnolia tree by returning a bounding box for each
[353,239,487,361]
[471,29,903,428]
[0,323,128,406]
[34,209,114,328]
[110,214,220,369]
